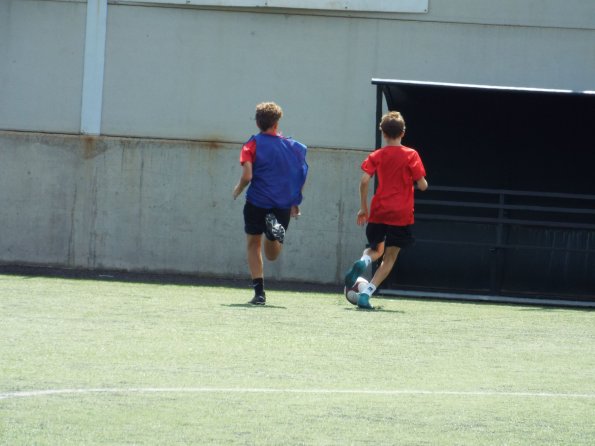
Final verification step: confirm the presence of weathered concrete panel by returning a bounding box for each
[3,1,592,145]
[0,131,367,284]
[100,5,595,148]
[0,1,85,133]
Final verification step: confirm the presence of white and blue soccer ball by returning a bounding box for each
[344,277,369,305]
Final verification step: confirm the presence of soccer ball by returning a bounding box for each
[344,277,369,305]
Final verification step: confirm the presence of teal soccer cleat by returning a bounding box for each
[344,259,366,288]
[357,293,374,310]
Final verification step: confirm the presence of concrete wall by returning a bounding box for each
[0,131,365,283]
[1,0,593,283]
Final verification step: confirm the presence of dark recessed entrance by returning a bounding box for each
[372,78,595,304]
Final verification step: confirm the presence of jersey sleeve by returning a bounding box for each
[361,151,379,176]
[409,150,426,180]
[240,138,257,165]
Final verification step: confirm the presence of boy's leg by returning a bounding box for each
[345,223,386,288]
[264,239,283,261]
[363,242,385,263]
[246,234,263,279]
[244,201,267,305]
[370,246,400,287]
[357,225,412,309]
[344,243,384,288]
[246,234,266,305]
[357,246,399,309]
[243,204,292,304]
[263,208,291,261]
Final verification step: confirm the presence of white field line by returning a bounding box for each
[1,387,595,400]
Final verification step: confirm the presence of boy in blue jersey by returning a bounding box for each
[233,102,308,305]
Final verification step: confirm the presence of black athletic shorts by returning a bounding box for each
[366,223,415,249]
[243,201,291,236]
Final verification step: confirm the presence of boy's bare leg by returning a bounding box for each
[264,239,283,261]
[363,242,385,263]
[246,234,272,305]
[356,245,400,309]
[370,246,400,287]
[246,234,263,279]
[345,242,385,288]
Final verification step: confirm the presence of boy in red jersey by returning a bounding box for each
[345,111,428,309]
[233,102,308,305]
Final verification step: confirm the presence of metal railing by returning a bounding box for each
[414,186,595,254]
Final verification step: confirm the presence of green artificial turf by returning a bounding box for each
[1,274,594,445]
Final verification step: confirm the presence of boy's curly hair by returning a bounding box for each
[255,102,283,132]
[379,111,406,139]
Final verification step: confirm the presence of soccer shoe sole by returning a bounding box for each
[249,295,266,305]
[265,213,285,243]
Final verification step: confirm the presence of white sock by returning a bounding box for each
[362,283,376,296]
[360,255,372,267]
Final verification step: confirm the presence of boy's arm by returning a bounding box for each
[357,172,372,226]
[291,152,308,218]
[415,177,428,191]
[290,183,305,218]
[233,162,252,199]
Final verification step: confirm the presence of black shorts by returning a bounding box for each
[243,201,291,237]
[366,223,415,249]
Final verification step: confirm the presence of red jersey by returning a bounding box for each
[361,145,426,226]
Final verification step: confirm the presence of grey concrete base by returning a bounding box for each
[0,131,369,284]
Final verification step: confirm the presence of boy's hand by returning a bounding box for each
[233,164,252,200]
[357,209,368,226]
[291,205,301,219]
[232,184,243,200]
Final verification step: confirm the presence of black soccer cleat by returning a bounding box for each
[265,213,285,243]
[249,294,266,305]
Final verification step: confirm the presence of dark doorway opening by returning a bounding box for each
[372,79,595,303]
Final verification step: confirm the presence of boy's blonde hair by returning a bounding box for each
[255,102,283,131]
[379,111,406,139]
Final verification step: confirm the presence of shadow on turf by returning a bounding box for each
[344,306,404,314]
[223,303,287,310]
[515,306,594,313]
[0,265,338,295]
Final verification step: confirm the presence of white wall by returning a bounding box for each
[100,1,595,148]
[0,0,593,282]
[0,0,86,132]
[2,0,593,147]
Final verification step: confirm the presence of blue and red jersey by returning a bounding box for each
[240,133,308,209]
